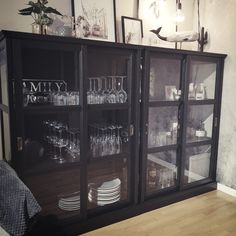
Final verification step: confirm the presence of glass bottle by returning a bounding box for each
[195,120,206,139]
[195,83,205,100]
[188,83,195,100]
[148,162,157,188]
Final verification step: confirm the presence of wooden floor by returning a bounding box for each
[81,190,236,236]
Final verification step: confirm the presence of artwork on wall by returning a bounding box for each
[121,16,143,44]
[72,0,116,42]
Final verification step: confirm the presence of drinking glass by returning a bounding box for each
[117,76,128,103]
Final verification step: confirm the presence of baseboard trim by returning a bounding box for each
[217,183,236,197]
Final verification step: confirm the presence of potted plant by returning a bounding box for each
[18,0,62,34]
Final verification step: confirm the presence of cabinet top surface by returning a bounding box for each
[0,30,227,58]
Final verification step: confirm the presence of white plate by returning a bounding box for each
[89,188,120,197]
[59,200,80,206]
[97,178,121,190]
[88,195,120,206]
[88,192,120,201]
[58,203,80,211]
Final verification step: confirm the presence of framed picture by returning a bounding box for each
[165,85,177,101]
[72,0,117,42]
[121,16,143,44]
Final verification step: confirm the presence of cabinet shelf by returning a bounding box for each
[188,99,215,105]
[148,145,178,153]
[148,101,180,107]
[23,105,81,114]
[88,152,129,163]
[88,103,130,110]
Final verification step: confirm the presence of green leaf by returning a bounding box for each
[18,11,32,15]
[19,6,33,12]
[44,7,62,15]
[28,1,36,6]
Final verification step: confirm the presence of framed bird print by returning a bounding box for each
[121,16,143,44]
[72,0,117,42]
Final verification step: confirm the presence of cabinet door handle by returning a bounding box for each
[17,137,23,151]
[130,124,134,136]
[214,117,218,128]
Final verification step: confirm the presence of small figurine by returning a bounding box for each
[150,27,199,42]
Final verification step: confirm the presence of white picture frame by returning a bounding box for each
[72,0,117,42]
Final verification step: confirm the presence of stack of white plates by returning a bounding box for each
[58,191,80,211]
[88,178,121,206]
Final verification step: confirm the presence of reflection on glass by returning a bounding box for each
[188,61,216,100]
[187,105,213,143]
[146,151,177,194]
[3,112,11,161]
[149,57,181,101]
[184,145,211,184]
[148,107,178,147]
[87,159,128,209]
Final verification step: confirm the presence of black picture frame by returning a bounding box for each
[71,0,117,42]
[121,16,143,44]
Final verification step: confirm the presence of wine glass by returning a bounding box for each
[54,123,68,164]
[117,76,128,103]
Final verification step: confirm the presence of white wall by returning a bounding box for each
[198,0,236,190]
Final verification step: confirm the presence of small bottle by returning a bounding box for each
[195,83,205,100]
[188,83,195,100]
[148,162,157,187]
[195,120,206,138]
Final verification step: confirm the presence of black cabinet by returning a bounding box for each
[0,31,226,235]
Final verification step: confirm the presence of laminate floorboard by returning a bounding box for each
[81,190,236,236]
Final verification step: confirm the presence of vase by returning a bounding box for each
[32,23,47,35]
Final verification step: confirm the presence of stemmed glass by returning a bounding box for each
[107,77,116,103]
[54,123,68,164]
[117,76,128,103]
[87,78,93,104]
[67,128,80,161]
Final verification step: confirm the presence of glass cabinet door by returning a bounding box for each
[86,47,134,212]
[183,57,218,186]
[19,41,82,221]
[144,53,183,197]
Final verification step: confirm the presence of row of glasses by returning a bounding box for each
[43,120,80,164]
[50,91,80,106]
[89,123,123,158]
[87,76,128,104]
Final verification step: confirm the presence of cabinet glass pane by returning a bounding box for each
[24,168,81,220]
[146,151,177,194]
[0,48,9,106]
[87,109,130,209]
[0,112,3,160]
[22,48,79,107]
[23,112,80,168]
[88,159,128,210]
[188,60,216,100]
[148,107,178,148]
[184,145,211,184]
[149,57,181,101]
[187,105,214,143]
[2,112,11,161]
[23,111,81,219]
[87,49,130,104]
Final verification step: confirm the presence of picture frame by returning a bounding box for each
[72,0,117,42]
[165,85,177,101]
[121,16,143,44]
